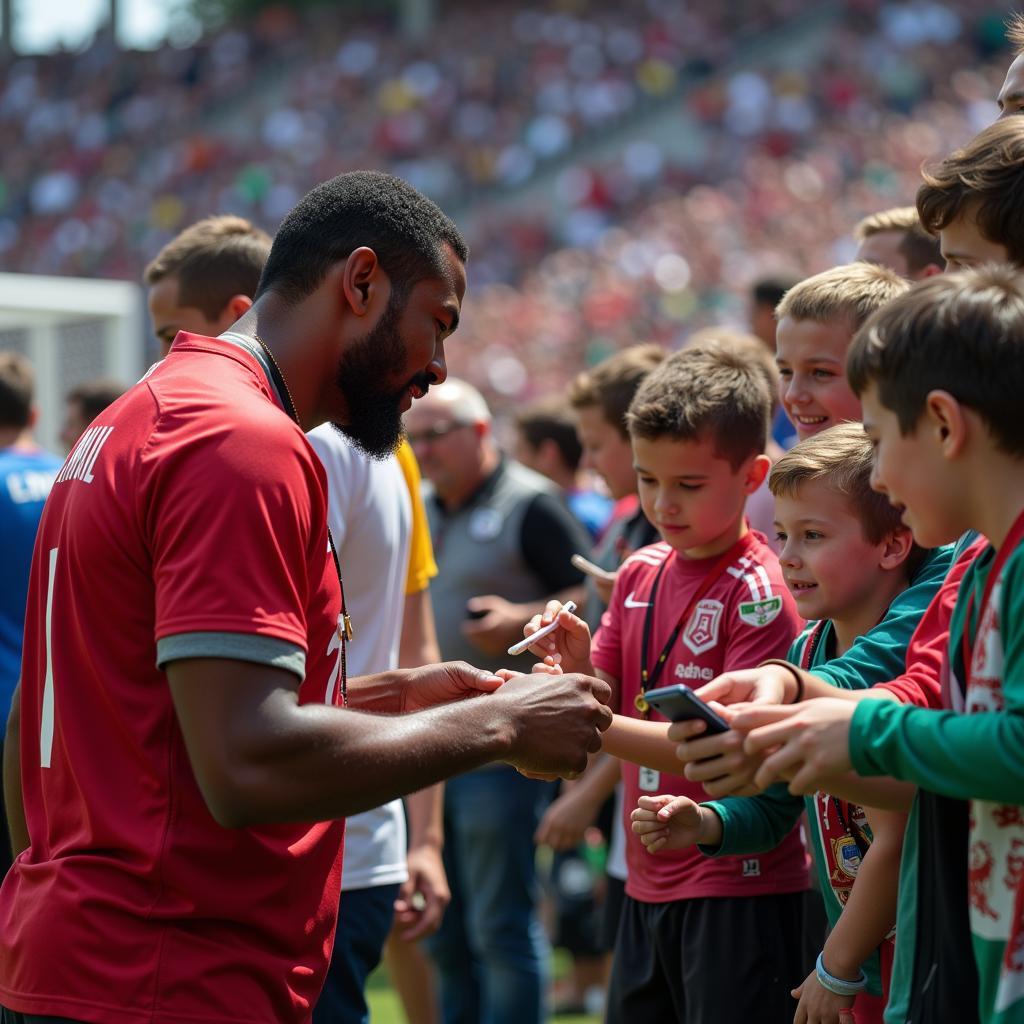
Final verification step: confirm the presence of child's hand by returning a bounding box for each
[522,600,593,674]
[667,703,766,798]
[531,657,562,676]
[630,794,715,853]
[791,970,855,1024]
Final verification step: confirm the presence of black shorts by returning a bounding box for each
[606,891,807,1024]
[600,873,626,952]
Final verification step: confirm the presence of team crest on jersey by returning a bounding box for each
[738,594,783,628]
[682,599,723,655]
[831,834,862,880]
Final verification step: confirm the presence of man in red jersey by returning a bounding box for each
[0,171,612,1024]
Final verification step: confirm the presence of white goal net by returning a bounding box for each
[0,273,144,453]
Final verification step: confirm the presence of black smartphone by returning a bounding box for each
[642,684,730,734]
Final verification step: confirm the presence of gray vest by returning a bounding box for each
[425,461,560,672]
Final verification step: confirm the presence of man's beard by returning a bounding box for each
[331,294,431,459]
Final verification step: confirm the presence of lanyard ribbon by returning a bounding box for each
[220,331,350,705]
[636,535,749,714]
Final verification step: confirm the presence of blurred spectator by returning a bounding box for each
[747,275,800,353]
[144,214,271,356]
[407,378,588,1024]
[513,396,613,541]
[853,205,945,278]
[0,353,60,876]
[59,377,126,453]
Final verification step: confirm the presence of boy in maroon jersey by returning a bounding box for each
[526,344,808,1023]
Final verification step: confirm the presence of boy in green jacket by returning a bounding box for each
[633,423,923,1023]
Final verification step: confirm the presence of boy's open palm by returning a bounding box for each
[630,794,705,854]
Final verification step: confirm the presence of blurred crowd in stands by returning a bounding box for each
[0,0,1012,413]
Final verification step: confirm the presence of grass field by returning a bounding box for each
[364,956,601,1024]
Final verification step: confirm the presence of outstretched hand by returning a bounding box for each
[736,699,857,793]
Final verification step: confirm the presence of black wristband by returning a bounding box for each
[758,659,805,704]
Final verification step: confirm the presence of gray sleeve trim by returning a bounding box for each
[157,632,306,680]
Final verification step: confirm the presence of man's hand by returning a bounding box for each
[398,661,504,713]
[630,794,721,854]
[792,970,855,1024]
[522,600,594,675]
[498,672,612,778]
[667,707,765,798]
[737,699,857,793]
[462,595,531,656]
[694,665,793,707]
[535,784,598,850]
[392,843,450,941]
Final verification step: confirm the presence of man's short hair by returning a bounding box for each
[145,215,272,318]
[568,344,665,439]
[775,262,911,331]
[256,171,468,307]
[769,422,906,544]
[66,378,126,423]
[750,275,799,309]
[0,352,34,428]
[626,345,771,469]
[853,206,945,275]
[916,119,1024,266]
[515,397,582,472]
[847,265,1024,458]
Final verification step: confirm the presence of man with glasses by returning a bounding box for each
[407,378,590,1024]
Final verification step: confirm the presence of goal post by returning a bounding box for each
[0,273,145,454]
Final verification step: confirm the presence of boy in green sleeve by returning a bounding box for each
[633,423,923,1024]
[740,266,1024,1023]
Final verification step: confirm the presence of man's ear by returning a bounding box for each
[340,246,385,317]
[878,527,914,571]
[924,389,967,459]
[744,453,771,495]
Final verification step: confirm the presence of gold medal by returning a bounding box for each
[343,613,354,642]
[634,693,649,714]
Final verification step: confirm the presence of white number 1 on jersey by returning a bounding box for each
[40,546,58,768]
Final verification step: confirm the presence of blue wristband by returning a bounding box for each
[815,951,867,996]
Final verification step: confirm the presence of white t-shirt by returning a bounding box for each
[307,425,412,891]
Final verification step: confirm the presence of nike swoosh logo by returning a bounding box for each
[624,591,651,609]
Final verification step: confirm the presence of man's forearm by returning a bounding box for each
[4,685,28,856]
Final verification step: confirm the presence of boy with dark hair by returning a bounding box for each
[567,344,665,618]
[59,378,126,452]
[145,214,272,355]
[529,345,808,1024]
[634,423,925,1024]
[514,396,612,540]
[916,117,1024,270]
[739,266,1024,1024]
